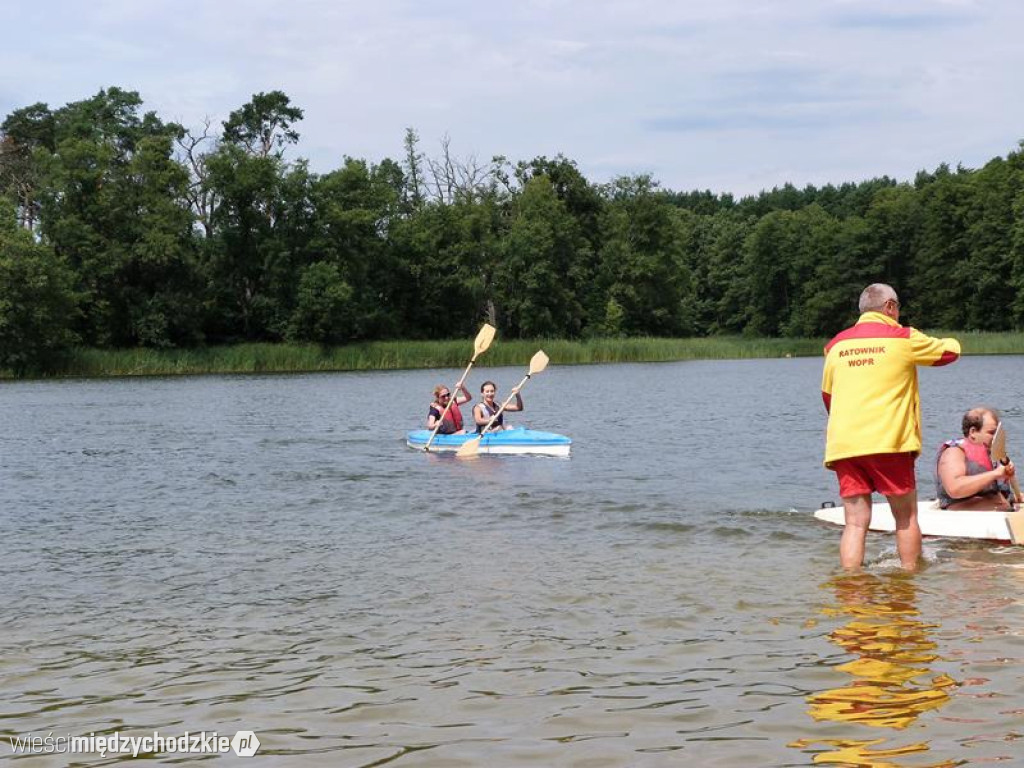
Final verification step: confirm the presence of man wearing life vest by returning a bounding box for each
[821,283,961,571]
[936,407,1015,510]
[427,384,472,434]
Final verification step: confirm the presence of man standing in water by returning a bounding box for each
[821,284,960,571]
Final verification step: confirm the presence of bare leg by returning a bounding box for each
[840,494,873,570]
[886,490,920,571]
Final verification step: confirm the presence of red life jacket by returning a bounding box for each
[429,401,464,434]
[960,439,995,472]
[443,403,463,432]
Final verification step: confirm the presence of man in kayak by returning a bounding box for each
[936,407,1015,510]
[821,283,961,571]
[427,384,472,434]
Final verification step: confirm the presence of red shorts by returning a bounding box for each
[832,453,916,498]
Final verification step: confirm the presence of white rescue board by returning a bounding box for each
[813,499,1024,545]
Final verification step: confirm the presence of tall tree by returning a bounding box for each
[1008,144,1024,327]
[287,260,355,344]
[388,198,499,339]
[309,157,405,339]
[222,90,304,158]
[203,143,286,340]
[684,210,751,335]
[176,118,219,239]
[0,103,56,231]
[494,175,591,337]
[597,175,695,336]
[0,225,79,373]
[907,165,974,329]
[861,184,920,293]
[203,91,308,340]
[38,88,202,346]
[960,156,1020,329]
[515,154,604,250]
[401,127,425,212]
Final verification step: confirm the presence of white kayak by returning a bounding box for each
[814,499,1024,545]
[406,427,572,457]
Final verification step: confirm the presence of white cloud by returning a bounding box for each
[2,0,1022,196]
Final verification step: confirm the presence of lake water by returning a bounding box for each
[2,356,1023,766]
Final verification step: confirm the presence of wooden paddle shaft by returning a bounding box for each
[1008,472,1023,505]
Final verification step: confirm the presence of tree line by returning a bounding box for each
[1,86,1023,372]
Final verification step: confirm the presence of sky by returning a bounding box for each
[3,0,1023,197]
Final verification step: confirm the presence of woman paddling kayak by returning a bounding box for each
[473,380,523,433]
[426,384,471,434]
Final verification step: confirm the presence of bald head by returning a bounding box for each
[962,407,999,437]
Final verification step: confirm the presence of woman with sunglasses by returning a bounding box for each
[426,384,472,434]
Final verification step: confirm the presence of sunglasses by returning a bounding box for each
[439,393,450,399]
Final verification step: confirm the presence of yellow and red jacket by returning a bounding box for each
[821,311,960,466]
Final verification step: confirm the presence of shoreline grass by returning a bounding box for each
[4,331,1021,380]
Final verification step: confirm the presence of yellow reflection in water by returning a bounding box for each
[790,573,957,766]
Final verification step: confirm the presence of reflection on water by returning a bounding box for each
[791,574,957,767]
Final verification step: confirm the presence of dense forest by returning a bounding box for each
[1,87,1023,372]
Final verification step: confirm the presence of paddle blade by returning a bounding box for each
[456,435,482,458]
[991,422,1022,502]
[1007,511,1024,545]
[992,422,1008,463]
[529,350,549,375]
[474,323,496,358]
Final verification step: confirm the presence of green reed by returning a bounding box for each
[7,331,1022,379]
[939,330,1024,356]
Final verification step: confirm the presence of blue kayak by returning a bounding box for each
[407,427,572,456]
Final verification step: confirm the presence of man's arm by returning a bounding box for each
[909,328,960,366]
[938,446,1012,499]
[821,353,834,413]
